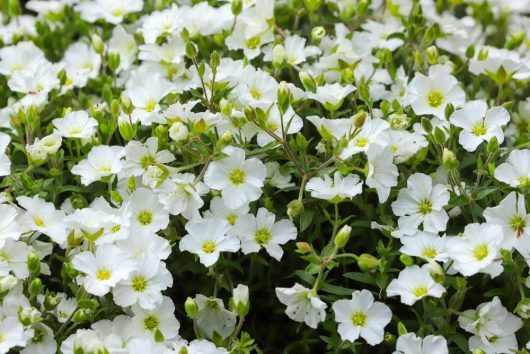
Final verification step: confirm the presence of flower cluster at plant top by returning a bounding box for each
[0,0,530,353]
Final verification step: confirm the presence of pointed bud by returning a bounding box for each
[273,44,286,68]
[185,41,198,59]
[287,199,304,221]
[357,254,379,272]
[399,254,414,266]
[28,278,43,297]
[334,225,352,249]
[353,111,367,128]
[295,242,311,254]
[277,81,291,113]
[231,0,242,16]
[303,0,322,11]
[442,148,458,170]
[27,253,41,275]
[299,72,317,93]
[91,34,104,54]
[426,45,439,65]
[230,284,249,317]
[185,297,199,318]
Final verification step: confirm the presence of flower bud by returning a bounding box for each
[210,50,220,74]
[427,261,445,283]
[220,99,232,116]
[334,225,352,249]
[357,253,380,272]
[442,148,458,170]
[277,81,291,113]
[311,26,326,41]
[356,0,368,15]
[73,309,90,323]
[44,293,62,311]
[287,199,304,220]
[185,297,199,318]
[120,95,134,115]
[231,0,242,16]
[230,284,249,317]
[28,278,43,297]
[218,130,233,147]
[0,275,17,293]
[27,253,41,275]
[107,52,120,71]
[397,321,408,335]
[185,41,198,59]
[486,136,498,154]
[295,242,311,254]
[91,33,104,54]
[399,254,414,266]
[353,110,367,128]
[169,122,188,142]
[299,72,317,93]
[272,44,286,69]
[426,45,439,65]
[515,298,530,319]
[477,47,489,61]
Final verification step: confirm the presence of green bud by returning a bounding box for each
[442,148,458,170]
[357,253,380,272]
[231,0,242,16]
[477,48,489,61]
[220,99,232,116]
[73,309,89,323]
[185,41,198,59]
[384,332,396,345]
[28,278,43,297]
[27,253,41,275]
[273,44,286,68]
[230,284,249,317]
[465,45,475,59]
[353,110,367,128]
[210,50,220,74]
[357,0,368,15]
[44,293,62,311]
[426,261,445,283]
[299,71,317,93]
[496,65,509,84]
[303,0,322,12]
[102,84,112,104]
[110,99,121,116]
[127,176,136,190]
[413,50,423,66]
[515,298,530,319]
[185,297,199,318]
[445,102,455,120]
[426,45,439,65]
[77,298,99,310]
[340,67,354,84]
[311,26,326,41]
[217,130,233,149]
[433,127,446,144]
[334,225,352,249]
[471,349,486,354]
[277,81,291,113]
[295,242,312,254]
[421,117,433,133]
[121,95,134,115]
[399,254,414,266]
[486,136,499,154]
[455,276,467,290]
[63,262,78,278]
[110,190,123,204]
[287,199,304,220]
[107,52,120,71]
[397,321,408,336]
[91,33,104,55]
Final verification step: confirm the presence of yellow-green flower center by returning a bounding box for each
[228,168,246,186]
[427,90,444,108]
[246,36,261,50]
[131,276,148,292]
[145,99,157,113]
[510,215,526,238]
[202,240,217,254]
[227,214,238,226]
[351,311,367,327]
[519,176,530,189]
[472,122,488,136]
[419,199,433,215]
[34,217,45,227]
[473,244,489,261]
[137,210,153,225]
[96,268,112,281]
[254,228,273,246]
[356,137,369,148]
[422,247,437,259]
[413,286,428,297]
[143,315,160,331]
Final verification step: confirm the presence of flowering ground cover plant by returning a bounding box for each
[0,0,530,353]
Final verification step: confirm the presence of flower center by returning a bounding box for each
[202,240,217,254]
[227,214,238,226]
[472,122,488,136]
[427,90,444,108]
[422,247,437,259]
[356,137,369,147]
[473,244,489,261]
[143,315,160,331]
[413,286,428,297]
[96,268,112,280]
[145,99,157,113]
[34,217,46,227]
[140,154,156,168]
[254,228,273,246]
[250,88,261,100]
[519,176,530,189]
[137,210,153,226]
[351,311,367,327]
[112,8,125,17]
[419,199,433,215]
[510,215,526,238]
[228,168,246,186]
[131,276,148,292]
[246,36,261,49]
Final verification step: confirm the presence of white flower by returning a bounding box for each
[0,240,32,278]
[340,118,390,160]
[204,196,250,227]
[393,333,448,354]
[156,173,209,220]
[307,83,356,111]
[387,130,428,163]
[71,145,125,185]
[450,100,510,152]
[173,339,228,354]
[407,64,465,119]
[204,146,266,209]
[169,121,189,141]
[448,223,504,277]
[399,231,450,262]
[179,217,240,267]
[386,264,446,305]
[306,171,363,202]
[276,283,327,329]
[61,41,101,90]
[16,195,67,244]
[60,329,106,354]
[265,161,294,189]
[123,137,175,178]
[0,133,11,176]
[76,0,143,24]
[72,245,136,296]
[128,188,169,234]
[52,110,98,139]
[0,204,22,247]
[235,208,297,261]
[0,317,27,354]
[21,323,56,354]
[112,255,172,310]
[331,289,392,345]
[243,105,303,147]
[366,144,398,203]
[391,173,450,236]
[194,294,237,339]
[495,149,530,188]
[483,192,530,251]
[0,41,44,76]
[126,74,175,125]
[107,25,137,72]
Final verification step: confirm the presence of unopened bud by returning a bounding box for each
[334,225,352,248]
[299,72,317,93]
[230,284,249,317]
[353,111,367,128]
[303,0,322,12]
[442,148,458,170]
[220,99,232,116]
[185,297,199,318]
[477,48,489,61]
[399,254,414,266]
[28,278,43,297]
[169,122,188,142]
[185,41,198,59]
[295,242,311,254]
[426,45,439,65]
[273,44,286,68]
[311,26,326,41]
[357,253,380,272]
[0,275,17,293]
[277,81,290,113]
[27,253,41,275]
[231,0,242,16]
[91,34,104,55]
[287,199,304,220]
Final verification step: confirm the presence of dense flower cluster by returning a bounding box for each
[0,0,529,353]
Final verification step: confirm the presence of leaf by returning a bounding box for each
[343,272,377,286]
[320,284,353,296]
[299,208,316,232]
